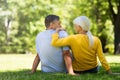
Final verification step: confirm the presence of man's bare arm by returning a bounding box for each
[62,50,76,75]
[30,54,40,74]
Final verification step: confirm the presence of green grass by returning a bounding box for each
[0,54,120,80]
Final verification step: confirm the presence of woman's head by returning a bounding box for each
[73,16,90,33]
[73,16,94,47]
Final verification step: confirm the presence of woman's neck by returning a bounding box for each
[79,30,87,34]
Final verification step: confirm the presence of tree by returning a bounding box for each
[108,0,120,54]
[0,0,117,54]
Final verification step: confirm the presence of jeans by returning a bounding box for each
[74,66,100,74]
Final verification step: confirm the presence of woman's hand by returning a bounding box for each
[107,69,112,74]
[55,28,65,33]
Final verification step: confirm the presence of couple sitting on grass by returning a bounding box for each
[31,14,112,75]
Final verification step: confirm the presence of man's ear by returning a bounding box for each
[50,22,53,26]
[49,23,53,29]
[49,22,53,28]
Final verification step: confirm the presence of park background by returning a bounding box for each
[0,0,120,80]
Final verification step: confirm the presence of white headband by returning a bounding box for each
[73,16,90,31]
[73,16,94,47]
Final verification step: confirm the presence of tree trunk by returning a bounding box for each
[108,0,120,54]
[114,5,120,54]
[4,0,8,8]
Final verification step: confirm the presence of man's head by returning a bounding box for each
[45,14,61,29]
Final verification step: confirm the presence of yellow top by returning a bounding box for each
[51,33,110,71]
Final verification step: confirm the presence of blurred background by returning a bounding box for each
[0,0,120,55]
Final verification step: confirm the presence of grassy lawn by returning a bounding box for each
[0,54,120,80]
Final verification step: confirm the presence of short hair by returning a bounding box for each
[45,14,60,28]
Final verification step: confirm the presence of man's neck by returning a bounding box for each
[46,27,55,30]
[46,27,52,30]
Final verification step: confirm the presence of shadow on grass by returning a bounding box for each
[0,63,120,80]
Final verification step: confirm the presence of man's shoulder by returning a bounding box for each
[36,30,55,39]
[36,32,42,37]
[36,31,45,39]
[58,30,68,38]
[59,30,67,34]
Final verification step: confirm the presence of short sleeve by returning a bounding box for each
[58,31,69,50]
[36,43,39,53]
[36,36,40,54]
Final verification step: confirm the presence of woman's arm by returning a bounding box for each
[51,32,72,47]
[97,38,112,74]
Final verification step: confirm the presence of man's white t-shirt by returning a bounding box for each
[36,29,69,73]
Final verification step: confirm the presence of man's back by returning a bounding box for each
[36,30,68,72]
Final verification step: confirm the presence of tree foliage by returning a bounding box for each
[0,0,118,54]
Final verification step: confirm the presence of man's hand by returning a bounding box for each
[24,70,35,75]
[30,54,40,74]
[62,50,78,76]
[68,72,79,76]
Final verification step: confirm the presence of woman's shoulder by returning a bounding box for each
[93,36,101,43]
[93,36,99,39]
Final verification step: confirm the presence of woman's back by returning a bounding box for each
[69,34,100,71]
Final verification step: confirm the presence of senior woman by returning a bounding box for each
[51,16,112,74]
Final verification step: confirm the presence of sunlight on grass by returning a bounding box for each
[0,54,119,72]
[0,54,40,72]
[106,55,120,63]
[0,54,120,80]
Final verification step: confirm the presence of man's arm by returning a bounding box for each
[58,30,77,75]
[62,50,76,75]
[30,54,40,74]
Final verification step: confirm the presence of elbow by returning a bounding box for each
[51,41,56,46]
[51,42,54,46]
